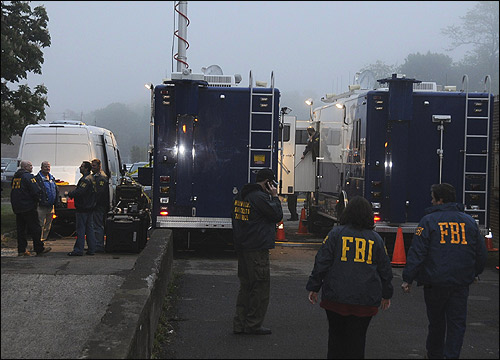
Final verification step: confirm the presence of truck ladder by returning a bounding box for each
[461,75,491,227]
[247,71,276,182]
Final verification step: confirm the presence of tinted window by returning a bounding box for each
[279,124,290,142]
[326,129,341,146]
[296,129,309,145]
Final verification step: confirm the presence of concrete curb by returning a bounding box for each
[80,228,173,359]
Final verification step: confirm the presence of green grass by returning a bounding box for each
[152,271,182,359]
[1,203,16,235]
[1,184,11,199]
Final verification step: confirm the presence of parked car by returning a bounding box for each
[1,158,17,172]
[1,159,19,185]
[126,162,149,181]
[126,162,151,199]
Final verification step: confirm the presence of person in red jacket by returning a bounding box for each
[306,196,393,359]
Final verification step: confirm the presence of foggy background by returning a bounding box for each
[8,1,485,162]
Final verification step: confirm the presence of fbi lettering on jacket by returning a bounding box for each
[341,236,375,264]
[416,223,468,244]
[437,222,468,244]
[234,200,250,221]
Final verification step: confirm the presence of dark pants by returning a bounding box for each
[424,285,469,359]
[16,209,44,254]
[287,193,298,220]
[73,211,97,255]
[92,208,106,252]
[325,310,372,359]
[233,249,270,332]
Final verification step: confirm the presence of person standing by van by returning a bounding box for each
[91,158,109,253]
[10,160,51,256]
[35,161,59,242]
[67,161,97,256]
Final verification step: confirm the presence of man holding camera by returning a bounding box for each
[231,168,283,335]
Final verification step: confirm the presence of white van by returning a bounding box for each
[18,120,124,220]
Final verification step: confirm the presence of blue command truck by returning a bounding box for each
[143,2,281,249]
[297,74,494,255]
[151,71,280,249]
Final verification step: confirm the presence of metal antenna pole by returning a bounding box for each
[176,1,188,72]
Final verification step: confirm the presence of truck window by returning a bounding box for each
[352,119,361,150]
[296,129,309,145]
[325,129,341,146]
[279,124,290,142]
[104,134,117,178]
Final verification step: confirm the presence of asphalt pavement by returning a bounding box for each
[159,242,499,359]
[1,228,174,359]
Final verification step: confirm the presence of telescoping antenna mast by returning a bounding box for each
[170,1,241,85]
[174,1,189,73]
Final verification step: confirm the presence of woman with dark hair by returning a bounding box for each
[306,196,393,359]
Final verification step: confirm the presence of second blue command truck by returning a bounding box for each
[296,74,494,255]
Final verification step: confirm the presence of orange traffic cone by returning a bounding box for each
[391,227,406,267]
[275,221,286,241]
[296,207,310,235]
[485,232,498,252]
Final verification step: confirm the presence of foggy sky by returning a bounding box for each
[26,1,477,119]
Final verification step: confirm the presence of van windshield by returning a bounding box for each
[22,143,91,166]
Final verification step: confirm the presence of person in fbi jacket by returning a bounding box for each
[401,183,487,359]
[306,196,393,358]
[231,168,283,335]
[11,160,51,256]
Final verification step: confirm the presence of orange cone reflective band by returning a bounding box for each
[485,232,498,252]
[296,207,310,235]
[391,227,406,267]
[276,220,286,241]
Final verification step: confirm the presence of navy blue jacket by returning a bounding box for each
[306,225,394,307]
[68,174,96,212]
[92,170,109,212]
[231,183,283,251]
[10,169,42,214]
[402,202,487,287]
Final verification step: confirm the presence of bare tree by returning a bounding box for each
[442,1,499,93]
